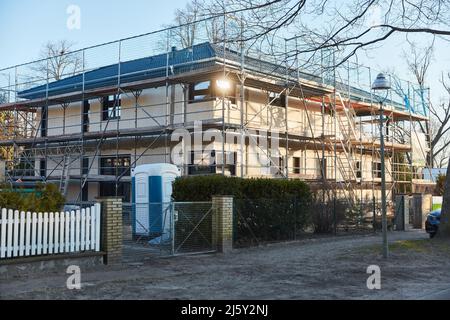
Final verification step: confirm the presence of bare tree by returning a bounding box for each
[403,42,450,168]
[169,0,247,49]
[192,0,450,68]
[432,74,450,167]
[405,42,434,88]
[435,143,449,168]
[31,40,82,81]
[171,0,204,48]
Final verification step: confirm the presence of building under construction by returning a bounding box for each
[0,18,432,209]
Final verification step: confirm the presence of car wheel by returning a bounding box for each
[430,232,436,239]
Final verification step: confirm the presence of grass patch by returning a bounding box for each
[356,239,450,256]
[389,240,429,253]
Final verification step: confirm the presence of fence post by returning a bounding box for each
[97,197,123,265]
[212,196,234,254]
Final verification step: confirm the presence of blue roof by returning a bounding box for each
[19,42,218,100]
[16,41,428,118]
[19,42,333,101]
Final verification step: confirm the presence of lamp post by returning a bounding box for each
[372,73,391,259]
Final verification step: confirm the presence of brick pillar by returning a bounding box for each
[97,197,123,265]
[212,196,234,253]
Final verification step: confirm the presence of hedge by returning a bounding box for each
[172,176,313,246]
[172,175,311,203]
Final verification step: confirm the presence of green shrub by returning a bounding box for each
[0,183,65,212]
[0,186,23,210]
[172,175,311,204]
[173,176,313,245]
[172,175,242,201]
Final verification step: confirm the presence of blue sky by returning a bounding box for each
[0,0,449,103]
[0,0,186,67]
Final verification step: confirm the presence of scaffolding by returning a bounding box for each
[0,16,431,213]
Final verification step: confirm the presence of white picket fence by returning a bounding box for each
[0,204,101,260]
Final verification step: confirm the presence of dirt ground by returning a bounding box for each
[1,230,450,300]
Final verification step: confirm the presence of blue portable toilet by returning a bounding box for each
[132,164,181,238]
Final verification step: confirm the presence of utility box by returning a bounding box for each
[410,194,433,229]
[131,164,181,238]
[395,195,410,231]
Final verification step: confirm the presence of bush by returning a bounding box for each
[0,183,65,212]
[173,176,313,246]
[0,187,23,210]
[311,199,347,234]
[172,175,311,204]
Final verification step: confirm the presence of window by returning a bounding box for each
[293,157,301,174]
[188,150,216,175]
[226,152,237,176]
[278,157,285,175]
[102,95,121,121]
[216,80,236,104]
[14,158,34,177]
[83,100,90,133]
[318,158,327,179]
[189,81,213,102]
[41,106,48,137]
[324,103,335,117]
[100,182,131,203]
[356,161,362,179]
[268,92,286,108]
[211,150,218,174]
[100,155,131,176]
[40,159,47,178]
[271,156,284,175]
[188,80,236,104]
[82,183,89,202]
[373,162,382,179]
[82,157,90,175]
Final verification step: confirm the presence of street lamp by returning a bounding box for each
[372,73,391,259]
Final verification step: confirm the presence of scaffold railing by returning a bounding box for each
[0,15,431,206]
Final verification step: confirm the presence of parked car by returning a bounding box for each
[425,209,441,238]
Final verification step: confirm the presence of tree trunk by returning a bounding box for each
[437,165,450,237]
